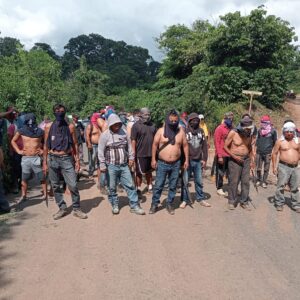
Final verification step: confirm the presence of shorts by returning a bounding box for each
[136,157,153,175]
[21,156,44,182]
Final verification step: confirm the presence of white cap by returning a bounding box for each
[199,114,204,119]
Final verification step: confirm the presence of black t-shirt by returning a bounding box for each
[131,120,156,157]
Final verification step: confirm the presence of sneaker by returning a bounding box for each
[73,208,88,219]
[130,206,145,215]
[149,204,158,214]
[179,201,187,209]
[255,181,261,187]
[112,205,119,215]
[147,185,153,192]
[166,203,175,215]
[228,203,235,210]
[217,189,227,196]
[199,200,211,207]
[53,208,67,220]
[276,206,283,212]
[240,203,251,211]
[262,182,267,189]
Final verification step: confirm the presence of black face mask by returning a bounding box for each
[54,112,66,122]
[169,121,179,130]
[190,120,199,129]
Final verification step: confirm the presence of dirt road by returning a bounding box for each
[1,161,300,300]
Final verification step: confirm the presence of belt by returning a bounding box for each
[158,158,180,165]
[279,160,298,168]
[49,153,71,158]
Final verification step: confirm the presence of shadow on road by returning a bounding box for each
[0,211,34,296]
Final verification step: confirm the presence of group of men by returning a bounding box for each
[0,104,300,220]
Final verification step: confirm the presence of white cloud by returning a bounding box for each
[0,0,299,60]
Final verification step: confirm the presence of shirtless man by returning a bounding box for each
[11,113,46,202]
[224,115,255,210]
[149,109,189,215]
[86,113,101,178]
[272,121,300,212]
[44,104,87,220]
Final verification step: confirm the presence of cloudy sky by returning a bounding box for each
[0,0,299,60]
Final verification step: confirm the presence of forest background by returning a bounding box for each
[0,6,300,128]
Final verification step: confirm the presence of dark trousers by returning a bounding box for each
[48,154,80,209]
[228,157,250,204]
[215,156,229,190]
[256,153,271,183]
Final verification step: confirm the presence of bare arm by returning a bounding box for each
[86,124,92,149]
[43,124,50,174]
[182,130,189,170]
[11,132,23,155]
[70,124,79,161]
[151,128,162,169]
[272,140,281,175]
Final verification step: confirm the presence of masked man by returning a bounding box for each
[150,109,189,215]
[180,113,209,208]
[44,104,87,220]
[255,115,277,188]
[98,113,145,215]
[224,116,255,210]
[11,113,46,202]
[131,108,156,194]
[272,122,300,212]
[214,112,234,196]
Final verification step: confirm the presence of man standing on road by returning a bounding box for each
[214,112,234,196]
[255,115,277,188]
[44,104,87,220]
[98,113,145,215]
[131,108,156,195]
[86,113,101,179]
[272,121,300,212]
[149,109,189,215]
[224,116,255,210]
[11,113,46,202]
[180,113,209,208]
[72,114,85,165]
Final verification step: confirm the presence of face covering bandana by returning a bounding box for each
[54,112,66,122]
[224,118,233,128]
[260,121,272,136]
[164,111,179,145]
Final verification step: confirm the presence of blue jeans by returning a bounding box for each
[48,154,80,209]
[182,160,204,202]
[152,160,181,206]
[0,169,10,211]
[107,164,138,208]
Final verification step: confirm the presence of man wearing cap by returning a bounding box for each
[256,115,277,188]
[272,121,300,212]
[213,112,234,196]
[224,115,255,210]
[180,113,209,208]
[11,113,46,202]
[98,113,145,215]
[131,108,156,194]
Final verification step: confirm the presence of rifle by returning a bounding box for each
[251,169,258,193]
[250,169,257,209]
